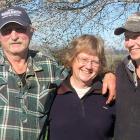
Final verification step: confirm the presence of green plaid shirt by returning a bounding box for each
[0,49,68,140]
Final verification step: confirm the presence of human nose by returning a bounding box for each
[85,61,93,68]
[10,30,19,40]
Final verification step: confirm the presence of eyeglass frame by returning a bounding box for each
[76,56,100,67]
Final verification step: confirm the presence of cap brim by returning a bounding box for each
[114,27,125,35]
[0,20,29,30]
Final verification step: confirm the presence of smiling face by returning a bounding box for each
[0,23,32,58]
[71,52,100,87]
[65,35,106,88]
[125,31,140,61]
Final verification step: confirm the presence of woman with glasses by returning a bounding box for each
[48,34,115,140]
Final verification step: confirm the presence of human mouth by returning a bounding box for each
[130,48,140,52]
[11,42,21,45]
[10,43,22,49]
[81,69,92,74]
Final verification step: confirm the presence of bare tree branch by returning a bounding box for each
[0,0,140,50]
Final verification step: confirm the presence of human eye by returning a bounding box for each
[91,60,100,65]
[133,34,140,39]
[16,27,27,33]
[80,58,88,63]
[0,27,12,36]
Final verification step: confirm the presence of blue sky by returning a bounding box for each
[18,0,140,50]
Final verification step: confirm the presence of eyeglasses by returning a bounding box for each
[76,56,100,67]
[0,25,28,36]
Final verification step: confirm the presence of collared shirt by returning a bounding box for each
[124,56,137,87]
[127,60,137,86]
[0,49,68,140]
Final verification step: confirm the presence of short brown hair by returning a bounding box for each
[64,34,107,74]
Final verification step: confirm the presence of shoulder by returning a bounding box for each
[28,49,56,62]
[28,50,68,85]
[116,55,130,73]
[28,49,64,68]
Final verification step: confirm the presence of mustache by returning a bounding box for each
[9,42,22,45]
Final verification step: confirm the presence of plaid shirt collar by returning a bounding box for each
[0,49,43,74]
[124,56,138,87]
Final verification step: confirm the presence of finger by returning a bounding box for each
[113,94,116,100]
[106,91,116,104]
[106,94,114,104]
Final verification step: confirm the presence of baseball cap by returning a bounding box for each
[0,6,31,30]
[114,12,140,35]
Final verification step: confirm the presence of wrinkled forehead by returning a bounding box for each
[77,46,98,55]
[77,52,99,59]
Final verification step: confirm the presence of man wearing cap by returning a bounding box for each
[0,6,116,140]
[114,12,140,140]
[0,6,69,140]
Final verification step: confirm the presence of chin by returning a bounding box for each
[81,78,94,84]
[131,55,140,61]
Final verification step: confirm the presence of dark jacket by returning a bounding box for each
[48,76,115,140]
[114,56,140,140]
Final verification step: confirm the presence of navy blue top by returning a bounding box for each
[48,76,115,140]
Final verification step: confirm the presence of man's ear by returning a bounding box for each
[30,31,33,38]
[29,31,33,40]
[28,25,35,37]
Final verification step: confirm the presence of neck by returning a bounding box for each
[136,60,140,67]
[4,51,28,74]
